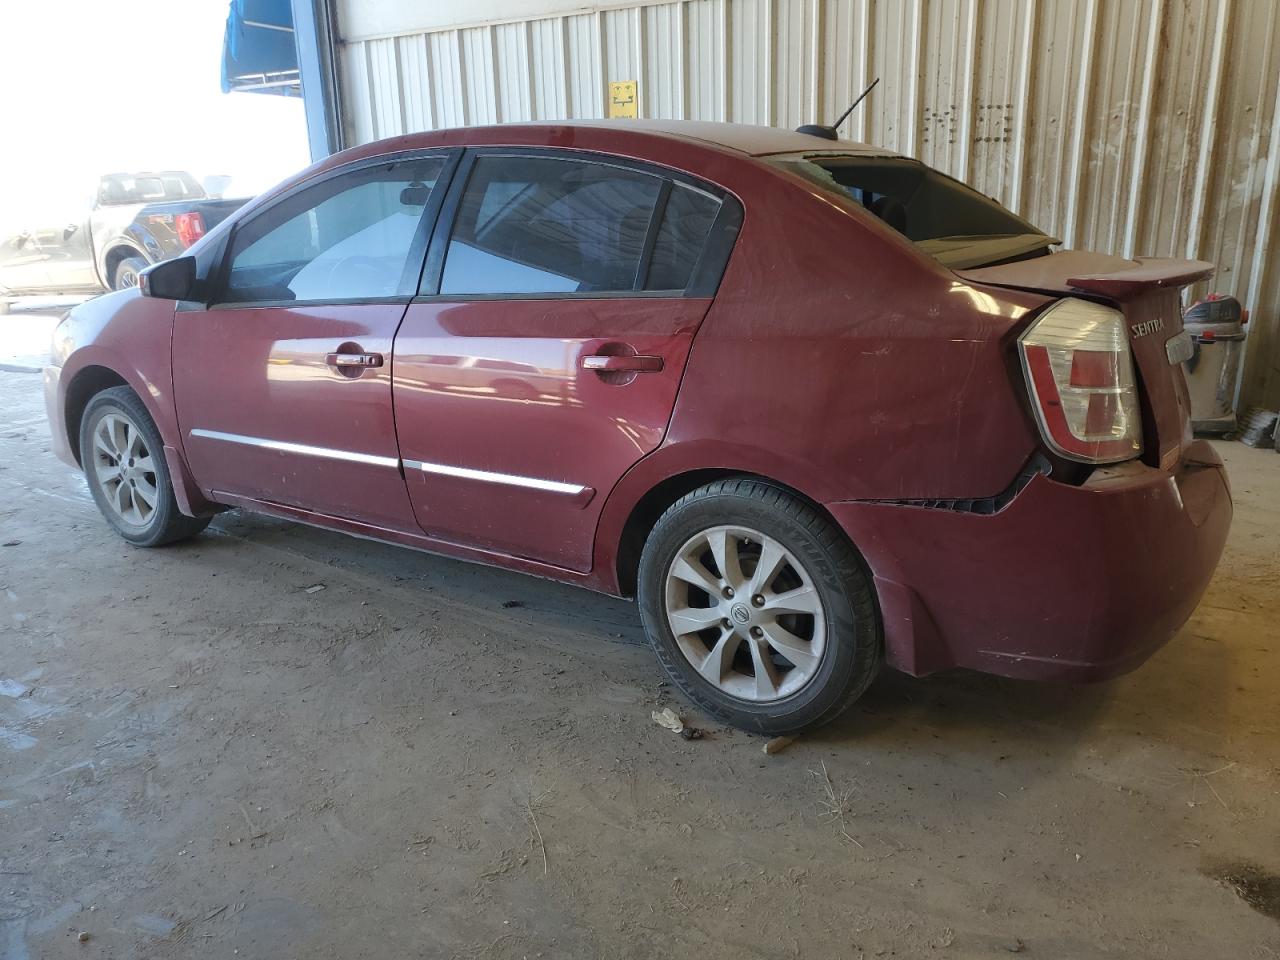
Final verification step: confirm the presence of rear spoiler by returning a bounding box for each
[1067,258,1215,299]
[956,251,1216,302]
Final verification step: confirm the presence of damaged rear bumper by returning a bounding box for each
[827,440,1232,681]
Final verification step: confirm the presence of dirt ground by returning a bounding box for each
[2,365,1279,960]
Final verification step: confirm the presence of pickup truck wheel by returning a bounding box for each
[112,257,148,290]
[637,478,882,735]
[79,386,210,547]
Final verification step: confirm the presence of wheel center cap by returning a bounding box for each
[729,602,751,625]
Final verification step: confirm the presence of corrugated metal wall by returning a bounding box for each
[333,0,1280,408]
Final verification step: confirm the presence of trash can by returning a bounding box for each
[1182,295,1247,434]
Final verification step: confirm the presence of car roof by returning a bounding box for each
[334,119,894,165]
[263,120,898,222]
[527,119,893,157]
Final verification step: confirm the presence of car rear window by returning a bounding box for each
[768,155,1057,269]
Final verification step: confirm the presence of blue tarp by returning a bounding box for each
[221,0,300,97]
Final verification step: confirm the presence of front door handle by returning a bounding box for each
[326,351,384,369]
[582,354,664,373]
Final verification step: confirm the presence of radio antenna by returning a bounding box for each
[796,77,880,141]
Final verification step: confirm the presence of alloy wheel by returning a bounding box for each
[90,412,158,527]
[663,524,827,702]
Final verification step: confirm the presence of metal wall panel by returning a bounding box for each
[332,0,1280,408]
[687,0,727,121]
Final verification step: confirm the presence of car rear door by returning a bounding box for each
[392,148,740,572]
[173,150,457,530]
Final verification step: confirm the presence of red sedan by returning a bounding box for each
[44,120,1232,733]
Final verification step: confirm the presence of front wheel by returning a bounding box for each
[638,479,882,735]
[79,386,210,546]
[112,256,148,291]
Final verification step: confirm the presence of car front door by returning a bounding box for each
[173,151,456,530]
[392,149,739,571]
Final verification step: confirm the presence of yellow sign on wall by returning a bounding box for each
[608,80,638,118]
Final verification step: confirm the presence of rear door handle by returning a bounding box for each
[326,352,384,368]
[582,354,664,373]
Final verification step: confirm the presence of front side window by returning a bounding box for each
[221,157,444,304]
[440,156,663,295]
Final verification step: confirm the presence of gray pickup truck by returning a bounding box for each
[0,171,246,296]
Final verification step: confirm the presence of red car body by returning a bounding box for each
[44,120,1231,683]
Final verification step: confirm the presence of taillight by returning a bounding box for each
[174,212,206,248]
[1018,298,1142,464]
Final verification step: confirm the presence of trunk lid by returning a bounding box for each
[959,251,1214,471]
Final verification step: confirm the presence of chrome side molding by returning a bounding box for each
[402,458,587,496]
[189,429,401,468]
[188,429,589,498]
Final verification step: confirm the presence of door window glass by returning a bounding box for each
[222,157,444,303]
[440,156,662,295]
[644,184,722,291]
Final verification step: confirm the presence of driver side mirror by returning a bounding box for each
[139,256,196,301]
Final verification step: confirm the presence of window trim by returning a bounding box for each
[416,146,741,303]
[206,148,462,310]
[633,180,672,291]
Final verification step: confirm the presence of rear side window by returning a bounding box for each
[440,156,662,295]
[644,184,722,291]
[220,157,444,304]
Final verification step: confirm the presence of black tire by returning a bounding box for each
[638,478,882,735]
[112,256,148,291]
[79,386,210,547]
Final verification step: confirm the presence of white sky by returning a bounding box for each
[0,0,310,226]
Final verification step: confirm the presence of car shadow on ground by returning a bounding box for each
[181,507,1247,766]
[825,668,1114,746]
[196,508,650,644]
[814,622,1248,762]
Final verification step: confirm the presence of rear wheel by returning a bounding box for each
[638,478,882,735]
[112,256,147,291]
[79,386,209,546]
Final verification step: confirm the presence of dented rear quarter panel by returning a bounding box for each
[664,164,1051,504]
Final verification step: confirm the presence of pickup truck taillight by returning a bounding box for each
[174,212,206,248]
[1018,298,1143,464]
